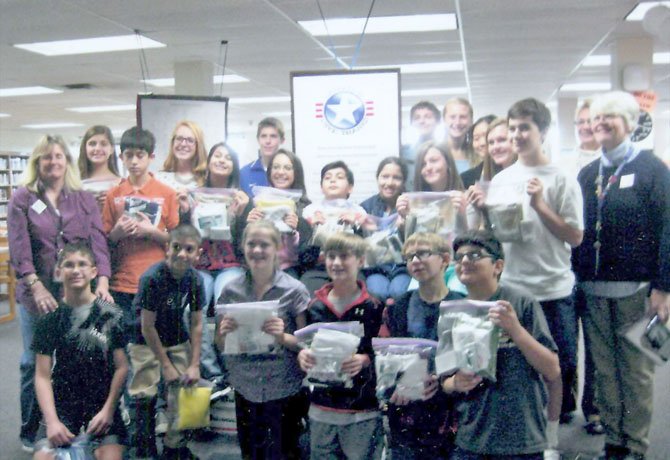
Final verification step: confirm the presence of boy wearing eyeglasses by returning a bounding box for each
[129,224,206,459]
[379,232,464,459]
[32,243,127,460]
[442,230,561,460]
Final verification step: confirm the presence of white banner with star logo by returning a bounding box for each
[291,69,401,203]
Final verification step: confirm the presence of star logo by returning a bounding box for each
[323,92,366,130]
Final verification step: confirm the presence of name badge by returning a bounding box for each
[31,199,47,214]
[619,174,635,189]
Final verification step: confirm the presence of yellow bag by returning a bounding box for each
[174,385,212,431]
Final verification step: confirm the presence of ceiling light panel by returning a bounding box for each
[582,53,670,67]
[299,14,457,36]
[22,123,84,129]
[0,86,62,97]
[361,61,463,73]
[560,82,611,92]
[143,74,248,87]
[625,2,670,21]
[67,104,136,113]
[401,87,468,97]
[14,34,165,56]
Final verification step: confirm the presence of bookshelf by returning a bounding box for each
[0,152,29,225]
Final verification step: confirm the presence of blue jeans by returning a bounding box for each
[539,295,578,415]
[19,304,41,441]
[199,267,245,306]
[366,273,411,301]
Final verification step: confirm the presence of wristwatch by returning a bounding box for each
[25,277,39,288]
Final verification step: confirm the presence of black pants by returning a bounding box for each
[234,391,307,460]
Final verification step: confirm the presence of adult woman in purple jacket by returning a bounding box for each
[8,134,112,452]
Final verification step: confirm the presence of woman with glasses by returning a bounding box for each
[156,120,208,220]
[572,91,670,460]
[379,232,464,459]
[7,134,112,452]
[460,115,497,189]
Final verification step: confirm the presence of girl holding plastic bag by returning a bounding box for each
[360,157,411,301]
[247,149,313,278]
[155,121,208,220]
[77,125,122,209]
[395,141,468,240]
[215,220,310,459]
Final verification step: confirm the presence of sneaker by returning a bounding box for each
[544,449,560,460]
[20,438,35,453]
[156,410,169,435]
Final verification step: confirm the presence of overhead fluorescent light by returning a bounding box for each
[67,104,135,113]
[0,86,62,97]
[582,53,669,66]
[213,74,249,84]
[0,113,10,118]
[143,74,248,87]
[625,1,670,21]
[230,96,291,105]
[362,61,463,73]
[23,122,84,129]
[14,34,165,56]
[262,111,292,117]
[401,87,468,97]
[583,55,611,66]
[655,52,670,64]
[560,82,611,92]
[299,14,457,36]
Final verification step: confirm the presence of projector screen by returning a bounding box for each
[137,94,228,171]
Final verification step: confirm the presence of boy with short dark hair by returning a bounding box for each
[300,161,367,293]
[298,232,384,459]
[443,230,561,459]
[32,243,127,460]
[102,126,180,336]
[240,117,285,196]
[379,232,465,459]
[127,224,206,459]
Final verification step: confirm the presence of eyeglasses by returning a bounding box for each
[403,250,437,262]
[174,136,196,145]
[454,250,493,263]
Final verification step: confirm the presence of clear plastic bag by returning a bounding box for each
[115,195,164,226]
[435,299,500,381]
[215,300,280,354]
[307,199,360,247]
[252,186,302,233]
[364,214,404,266]
[190,188,236,240]
[294,322,363,388]
[52,434,94,460]
[167,379,214,431]
[403,192,458,241]
[372,337,437,402]
[483,181,533,243]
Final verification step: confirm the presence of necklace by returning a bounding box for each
[593,146,634,275]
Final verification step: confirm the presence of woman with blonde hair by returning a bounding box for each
[8,134,112,452]
[156,120,208,218]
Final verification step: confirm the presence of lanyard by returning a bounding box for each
[593,146,634,275]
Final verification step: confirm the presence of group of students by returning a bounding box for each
[9,90,669,460]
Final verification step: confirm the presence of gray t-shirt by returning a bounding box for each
[219,270,310,403]
[454,284,558,455]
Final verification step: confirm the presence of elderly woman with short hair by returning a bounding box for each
[573,91,670,460]
[8,134,112,451]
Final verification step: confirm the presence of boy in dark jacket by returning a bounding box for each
[379,232,464,459]
[298,232,384,459]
